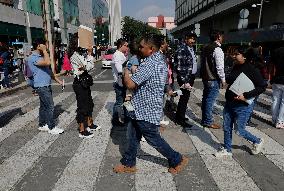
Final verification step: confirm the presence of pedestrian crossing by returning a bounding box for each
[0,87,283,191]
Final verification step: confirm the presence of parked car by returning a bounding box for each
[102,48,116,68]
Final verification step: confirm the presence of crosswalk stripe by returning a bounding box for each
[0,92,72,143]
[218,89,272,122]
[0,91,85,191]
[0,93,25,104]
[182,103,260,191]
[136,141,176,191]
[192,89,284,173]
[52,92,114,191]
[0,95,38,118]
[0,92,98,191]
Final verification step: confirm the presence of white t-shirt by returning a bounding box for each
[70,52,94,77]
[111,50,126,86]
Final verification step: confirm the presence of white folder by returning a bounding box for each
[229,72,255,105]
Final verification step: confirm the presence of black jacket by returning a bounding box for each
[225,63,267,103]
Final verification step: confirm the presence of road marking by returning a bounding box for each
[180,101,260,191]
[52,92,114,191]
[192,88,284,173]
[0,92,72,143]
[0,96,38,118]
[52,69,108,86]
[0,92,95,191]
[0,93,25,104]
[136,139,176,191]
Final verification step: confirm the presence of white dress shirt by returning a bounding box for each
[213,41,225,82]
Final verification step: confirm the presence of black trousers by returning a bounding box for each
[176,75,195,120]
[73,78,94,123]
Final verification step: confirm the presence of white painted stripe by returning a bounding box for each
[0,92,72,143]
[182,104,260,190]
[135,141,176,191]
[0,93,25,104]
[192,88,284,173]
[0,95,38,118]
[204,89,272,122]
[52,92,114,191]
[0,92,98,191]
[51,69,108,86]
[53,79,114,86]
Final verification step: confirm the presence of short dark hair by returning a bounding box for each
[129,40,140,55]
[32,38,46,50]
[115,38,127,49]
[185,32,197,39]
[141,33,164,49]
[209,30,224,42]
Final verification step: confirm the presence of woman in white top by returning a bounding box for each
[68,33,100,138]
[111,38,129,125]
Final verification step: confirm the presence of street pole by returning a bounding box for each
[42,0,55,72]
[257,0,264,29]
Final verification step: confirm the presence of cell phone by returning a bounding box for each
[61,79,65,91]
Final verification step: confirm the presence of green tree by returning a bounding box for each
[122,16,161,41]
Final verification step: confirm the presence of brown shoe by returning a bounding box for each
[204,123,221,129]
[168,156,189,174]
[160,125,166,132]
[113,164,137,173]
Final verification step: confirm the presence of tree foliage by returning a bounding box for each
[122,16,161,42]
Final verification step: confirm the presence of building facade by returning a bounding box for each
[172,0,284,44]
[148,15,176,30]
[107,0,122,46]
[0,0,109,46]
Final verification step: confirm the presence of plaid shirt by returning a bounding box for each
[174,43,194,83]
[130,51,167,125]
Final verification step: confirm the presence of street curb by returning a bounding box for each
[0,83,29,97]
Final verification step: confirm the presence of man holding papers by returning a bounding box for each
[215,47,267,158]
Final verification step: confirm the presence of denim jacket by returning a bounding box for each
[175,43,193,84]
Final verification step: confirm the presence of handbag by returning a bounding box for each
[78,71,93,88]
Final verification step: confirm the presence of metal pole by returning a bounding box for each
[258,0,264,29]
[43,0,55,72]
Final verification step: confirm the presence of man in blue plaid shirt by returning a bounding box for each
[113,34,188,174]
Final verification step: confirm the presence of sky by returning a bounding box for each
[121,0,175,22]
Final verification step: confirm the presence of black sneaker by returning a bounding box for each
[79,130,94,138]
[86,124,101,132]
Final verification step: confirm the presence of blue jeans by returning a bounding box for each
[36,86,55,129]
[113,82,126,121]
[223,102,261,152]
[201,80,220,125]
[3,67,10,88]
[272,84,284,125]
[121,119,182,167]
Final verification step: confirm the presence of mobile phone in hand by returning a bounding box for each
[62,79,65,91]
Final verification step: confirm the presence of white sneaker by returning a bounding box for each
[48,127,64,135]
[251,138,264,155]
[38,124,49,131]
[215,147,232,158]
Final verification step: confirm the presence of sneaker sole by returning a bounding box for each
[89,126,102,132]
[79,134,95,138]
